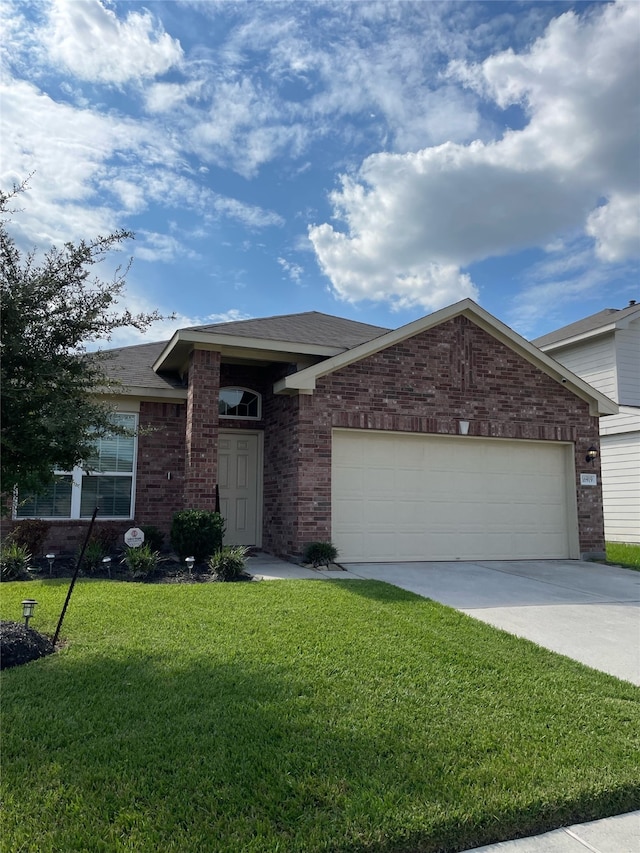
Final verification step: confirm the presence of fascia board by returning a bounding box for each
[274,298,619,417]
[153,329,343,372]
[96,384,187,401]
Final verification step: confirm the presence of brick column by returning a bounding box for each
[184,348,221,510]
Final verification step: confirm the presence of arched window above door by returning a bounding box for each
[219,387,261,419]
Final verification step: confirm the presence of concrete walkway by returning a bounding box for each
[247,552,640,853]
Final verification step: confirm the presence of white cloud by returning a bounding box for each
[586,194,640,263]
[310,2,640,312]
[145,80,203,113]
[277,257,304,284]
[43,0,183,85]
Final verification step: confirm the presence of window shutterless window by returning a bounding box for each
[219,388,261,419]
[15,413,138,520]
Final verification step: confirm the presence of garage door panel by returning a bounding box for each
[332,431,575,562]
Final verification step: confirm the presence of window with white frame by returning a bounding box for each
[15,413,138,520]
[219,387,261,419]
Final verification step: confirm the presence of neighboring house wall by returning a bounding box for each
[265,316,604,559]
[550,336,618,400]
[616,320,640,405]
[541,315,639,545]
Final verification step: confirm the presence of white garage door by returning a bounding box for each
[332,430,577,562]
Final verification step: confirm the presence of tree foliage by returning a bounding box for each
[0,184,161,505]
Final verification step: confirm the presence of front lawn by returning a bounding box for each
[606,541,640,570]
[1,579,639,853]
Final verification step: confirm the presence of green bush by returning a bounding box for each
[139,524,164,552]
[1,540,32,581]
[80,539,107,574]
[170,510,225,563]
[302,541,338,567]
[122,544,159,579]
[209,545,249,581]
[90,524,121,553]
[9,519,50,556]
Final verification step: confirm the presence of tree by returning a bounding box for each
[0,184,162,508]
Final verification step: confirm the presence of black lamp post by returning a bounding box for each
[22,599,38,628]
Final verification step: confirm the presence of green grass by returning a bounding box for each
[2,579,639,853]
[606,541,640,570]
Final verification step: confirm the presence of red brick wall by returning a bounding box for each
[262,389,300,555]
[267,317,604,558]
[135,401,186,541]
[184,348,220,510]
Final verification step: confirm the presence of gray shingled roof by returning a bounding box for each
[94,341,183,391]
[532,303,640,348]
[188,311,389,349]
[95,312,390,391]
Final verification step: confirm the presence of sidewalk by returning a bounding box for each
[464,809,639,853]
[246,552,640,853]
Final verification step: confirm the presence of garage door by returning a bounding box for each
[332,430,577,562]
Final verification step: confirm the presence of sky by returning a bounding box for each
[1,0,639,349]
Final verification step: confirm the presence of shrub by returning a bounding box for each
[209,545,249,581]
[80,539,107,574]
[90,524,121,553]
[1,540,32,581]
[9,520,50,556]
[139,524,164,552]
[170,510,225,563]
[302,541,338,567]
[122,544,159,579]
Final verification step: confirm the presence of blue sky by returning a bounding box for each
[2,0,638,348]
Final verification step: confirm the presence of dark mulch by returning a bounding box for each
[0,621,55,670]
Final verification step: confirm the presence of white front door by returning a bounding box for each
[218,432,261,547]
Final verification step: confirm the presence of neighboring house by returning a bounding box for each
[533,302,640,545]
[11,299,617,562]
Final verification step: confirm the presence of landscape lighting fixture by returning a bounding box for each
[22,599,38,628]
[46,553,55,576]
[585,446,598,465]
[185,556,195,576]
[102,556,112,579]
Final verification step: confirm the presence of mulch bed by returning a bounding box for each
[0,621,54,670]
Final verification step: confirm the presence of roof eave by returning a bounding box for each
[153,329,345,372]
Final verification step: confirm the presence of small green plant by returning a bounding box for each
[9,519,50,556]
[170,510,225,563]
[80,539,107,574]
[302,541,338,567]
[139,524,164,552]
[208,545,249,581]
[122,544,159,579]
[0,540,32,581]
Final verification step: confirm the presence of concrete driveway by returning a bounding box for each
[343,560,640,685]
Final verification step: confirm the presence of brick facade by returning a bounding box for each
[184,348,221,510]
[7,315,605,560]
[265,317,604,558]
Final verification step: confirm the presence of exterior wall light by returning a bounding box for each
[585,446,598,465]
[185,556,195,576]
[22,599,38,627]
[102,556,112,579]
[46,553,55,576]
[459,420,470,436]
